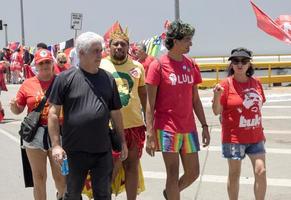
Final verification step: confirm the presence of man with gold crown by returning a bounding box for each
[100,27,147,200]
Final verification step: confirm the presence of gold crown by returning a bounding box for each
[110,27,129,43]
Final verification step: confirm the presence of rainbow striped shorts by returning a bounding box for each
[156,129,200,153]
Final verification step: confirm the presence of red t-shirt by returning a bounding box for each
[10,51,23,71]
[0,63,8,91]
[146,54,202,133]
[140,55,155,77]
[16,76,54,125]
[220,77,266,144]
[54,64,69,75]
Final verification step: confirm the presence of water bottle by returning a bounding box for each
[61,156,69,176]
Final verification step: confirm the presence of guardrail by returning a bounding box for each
[197,61,291,88]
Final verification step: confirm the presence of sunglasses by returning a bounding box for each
[231,58,250,65]
[59,61,67,64]
[38,60,52,65]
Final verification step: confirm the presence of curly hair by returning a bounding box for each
[165,20,195,50]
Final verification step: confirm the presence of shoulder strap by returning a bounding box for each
[34,76,56,112]
[225,77,231,100]
[77,69,110,113]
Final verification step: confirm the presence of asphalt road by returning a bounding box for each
[0,84,290,200]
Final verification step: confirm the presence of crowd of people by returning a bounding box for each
[1,20,267,200]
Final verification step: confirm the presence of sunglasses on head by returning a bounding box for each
[38,60,51,65]
[231,58,250,65]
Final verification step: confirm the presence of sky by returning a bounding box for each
[0,0,290,56]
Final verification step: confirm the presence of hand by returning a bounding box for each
[202,128,210,147]
[146,133,156,157]
[213,84,224,96]
[120,142,128,161]
[52,145,66,166]
[10,98,18,109]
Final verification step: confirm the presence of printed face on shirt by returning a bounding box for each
[242,91,262,113]
[110,39,129,61]
[238,89,263,128]
[174,35,193,54]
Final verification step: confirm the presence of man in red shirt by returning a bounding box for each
[146,20,210,200]
[134,43,155,77]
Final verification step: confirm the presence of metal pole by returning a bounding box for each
[3,24,8,47]
[75,29,78,40]
[175,0,180,20]
[20,0,25,45]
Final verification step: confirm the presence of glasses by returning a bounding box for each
[38,60,51,65]
[231,58,250,65]
[59,61,67,64]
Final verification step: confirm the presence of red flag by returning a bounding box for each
[275,15,291,36]
[250,1,291,44]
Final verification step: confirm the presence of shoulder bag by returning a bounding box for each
[19,78,55,142]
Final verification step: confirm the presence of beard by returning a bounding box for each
[112,51,127,61]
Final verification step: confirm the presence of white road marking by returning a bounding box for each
[263,106,291,108]
[204,146,291,154]
[1,127,291,187]
[0,128,19,144]
[143,171,291,187]
[263,116,291,119]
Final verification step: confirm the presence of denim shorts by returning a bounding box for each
[22,126,51,151]
[222,141,265,160]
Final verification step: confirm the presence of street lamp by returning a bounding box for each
[3,24,8,47]
[175,0,180,20]
[20,0,25,46]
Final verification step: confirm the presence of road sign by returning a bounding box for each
[71,13,83,30]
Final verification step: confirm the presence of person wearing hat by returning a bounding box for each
[146,20,210,200]
[212,48,267,200]
[100,28,147,200]
[10,49,66,200]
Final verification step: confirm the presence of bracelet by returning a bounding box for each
[202,124,208,128]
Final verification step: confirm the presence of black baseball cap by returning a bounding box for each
[228,47,252,60]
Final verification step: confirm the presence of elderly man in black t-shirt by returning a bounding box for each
[48,32,128,200]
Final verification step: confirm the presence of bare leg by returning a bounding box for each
[227,159,242,200]
[48,150,66,199]
[122,146,139,200]
[248,154,267,200]
[26,148,48,200]
[112,158,123,181]
[162,152,180,200]
[179,152,200,192]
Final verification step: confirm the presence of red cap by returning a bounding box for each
[34,49,53,64]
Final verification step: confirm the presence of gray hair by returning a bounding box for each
[75,32,104,55]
